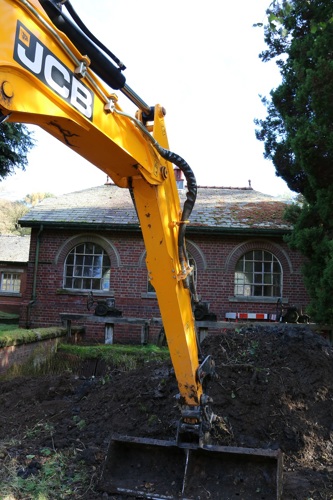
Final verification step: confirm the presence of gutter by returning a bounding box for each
[19,220,142,232]
[18,221,291,237]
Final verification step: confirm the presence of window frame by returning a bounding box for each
[0,270,22,294]
[234,250,282,299]
[63,242,111,292]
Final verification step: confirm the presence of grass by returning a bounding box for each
[0,438,91,499]
[0,320,169,377]
[0,326,66,347]
[0,324,19,334]
[58,343,170,371]
[0,311,19,320]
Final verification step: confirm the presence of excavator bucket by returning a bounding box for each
[99,435,283,499]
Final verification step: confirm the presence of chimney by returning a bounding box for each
[174,167,184,189]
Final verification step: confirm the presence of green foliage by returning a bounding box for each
[256,0,333,324]
[58,343,170,371]
[0,326,65,347]
[0,122,34,179]
[0,440,89,499]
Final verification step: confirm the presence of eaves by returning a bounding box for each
[20,220,291,237]
[19,220,142,233]
[186,226,291,237]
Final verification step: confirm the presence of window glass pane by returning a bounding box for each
[67,254,74,264]
[235,261,243,272]
[65,278,72,288]
[272,273,279,283]
[273,262,281,273]
[64,243,111,290]
[264,262,271,273]
[0,273,21,293]
[75,255,84,266]
[254,274,262,284]
[102,269,110,290]
[234,250,282,298]
[73,278,82,288]
[85,255,93,266]
[66,265,74,277]
[74,266,82,276]
[244,262,253,272]
[93,266,101,278]
[82,278,91,289]
[83,266,92,277]
[254,262,262,272]
[91,279,100,290]
[94,255,102,267]
[244,273,252,284]
[235,272,244,284]
[85,243,94,253]
[76,244,85,254]
[263,251,272,261]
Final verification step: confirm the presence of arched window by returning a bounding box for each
[234,250,282,297]
[64,243,110,291]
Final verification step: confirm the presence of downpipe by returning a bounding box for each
[26,224,43,328]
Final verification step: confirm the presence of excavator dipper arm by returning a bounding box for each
[0,0,212,426]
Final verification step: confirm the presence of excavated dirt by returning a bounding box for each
[0,324,333,499]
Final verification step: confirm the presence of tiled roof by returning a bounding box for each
[19,184,291,232]
[0,235,30,262]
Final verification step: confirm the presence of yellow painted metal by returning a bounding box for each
[0,0,162,187]
[0,0,202,406]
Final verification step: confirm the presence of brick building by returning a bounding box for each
[0,235,30,316]
[18,183,309,343]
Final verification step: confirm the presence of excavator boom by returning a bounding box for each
[0,1,283,497]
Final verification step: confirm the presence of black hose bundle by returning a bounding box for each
[153,144,198,299]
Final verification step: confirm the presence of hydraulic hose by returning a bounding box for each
[153,144,197,278]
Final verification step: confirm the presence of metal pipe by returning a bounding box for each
[26,224,43,328]
[120,84,151,116]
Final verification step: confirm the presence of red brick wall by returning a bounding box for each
[0,262,28,316]
[20,227,309,343]
[0,337,61,376]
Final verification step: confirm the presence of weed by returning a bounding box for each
[72,416,86,430]
[147,414,159,426]
[0,445,89,499]
[138,403,148,413]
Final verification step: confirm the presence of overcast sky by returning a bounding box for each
[0,0,292,201]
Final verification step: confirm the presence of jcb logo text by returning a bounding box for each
[14,21,94,120]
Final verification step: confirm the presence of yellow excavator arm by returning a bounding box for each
[0,4,284,498]
[0,0,215,436]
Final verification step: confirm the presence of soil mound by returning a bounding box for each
[0,324,332,499]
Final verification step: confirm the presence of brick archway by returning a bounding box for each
[225,239,293,274]
[54,234,121,268]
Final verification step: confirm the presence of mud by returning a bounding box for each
[0,324,332,499]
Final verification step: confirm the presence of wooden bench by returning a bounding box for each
[59,313,150,344]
